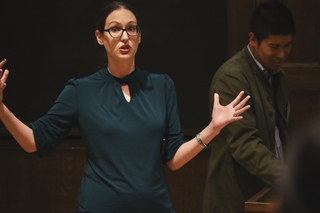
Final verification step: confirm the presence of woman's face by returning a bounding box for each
[95,8,141,62]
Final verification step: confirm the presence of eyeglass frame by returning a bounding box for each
[103,26,141,38]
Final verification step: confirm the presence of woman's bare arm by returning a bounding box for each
[0,59,36,153]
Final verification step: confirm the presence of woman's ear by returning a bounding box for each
[95,30,104,45]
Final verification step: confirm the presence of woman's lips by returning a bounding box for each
[120,45,130,54]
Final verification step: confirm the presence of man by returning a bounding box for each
[202,1,296,213]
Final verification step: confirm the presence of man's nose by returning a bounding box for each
[276,48,286,58]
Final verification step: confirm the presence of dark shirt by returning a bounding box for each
[31,68,185,213]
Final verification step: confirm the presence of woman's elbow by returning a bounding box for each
[23,145,37,153]
[166,161,182,171]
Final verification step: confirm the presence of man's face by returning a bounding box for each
[249,33,293,71]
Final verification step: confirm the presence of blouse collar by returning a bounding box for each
[101,67,142,84]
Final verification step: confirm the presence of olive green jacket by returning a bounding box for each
[202,47,290,213]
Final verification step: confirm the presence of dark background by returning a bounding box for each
[0,0,228,130]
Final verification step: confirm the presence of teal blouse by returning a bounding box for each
[31,68,185,213]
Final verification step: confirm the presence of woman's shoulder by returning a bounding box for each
[138,69,175,90]
[139,68,173,82]
[65,68,110,86]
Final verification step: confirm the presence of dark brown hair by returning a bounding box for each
[95,1,141,33]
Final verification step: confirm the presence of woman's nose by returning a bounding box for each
[120,30,129,41]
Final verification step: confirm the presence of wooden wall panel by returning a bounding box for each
[0,136,208,213]
[284,65,320,130]
[227,0,255,57]
[0,140,86,213]
[165,150,210,213]
[282,0,320,129]
[0,145,32,212]
[284,0,320,63]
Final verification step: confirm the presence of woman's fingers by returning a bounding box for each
[234,104,250,117]
[232,91,251,117]
[235,95,250,110]
[0,68,9,90]
[0,59,7,69]
[213,93,220,107]
[230,91,245,106]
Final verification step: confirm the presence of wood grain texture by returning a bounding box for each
[0,137,209,213]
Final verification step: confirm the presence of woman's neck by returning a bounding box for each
[107,60,135,78]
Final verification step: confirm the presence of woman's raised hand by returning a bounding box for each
[0,59,9,103]
[210,91,250,132]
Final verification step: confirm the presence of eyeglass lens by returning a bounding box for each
[109,26,140,38]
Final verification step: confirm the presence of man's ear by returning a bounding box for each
[249,32,257,47]
[95,30,104,45]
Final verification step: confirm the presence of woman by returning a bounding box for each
[0,1,250,212]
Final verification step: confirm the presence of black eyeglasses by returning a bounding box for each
[103,26,141,38]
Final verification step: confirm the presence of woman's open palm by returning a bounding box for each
[211,91,250,131]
